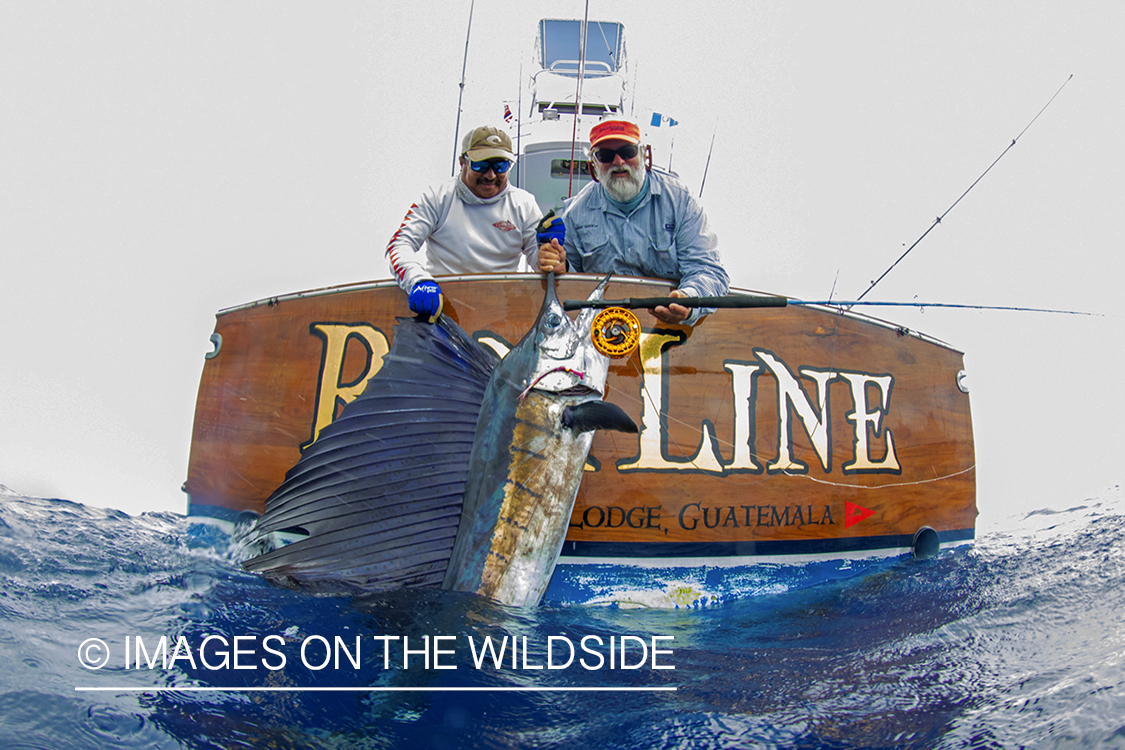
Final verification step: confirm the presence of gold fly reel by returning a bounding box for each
[591,307,641,358]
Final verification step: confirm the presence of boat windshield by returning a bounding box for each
[538,19,623,77]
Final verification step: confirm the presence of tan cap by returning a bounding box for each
[461,125,516,161]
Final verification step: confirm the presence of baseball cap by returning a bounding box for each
[461,126,516,161]
[589,119,641,148]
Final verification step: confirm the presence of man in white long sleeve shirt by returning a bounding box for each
[385,125,543,319]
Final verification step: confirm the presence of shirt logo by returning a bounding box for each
[493,220,517,232]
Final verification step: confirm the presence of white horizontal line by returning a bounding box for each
[75,686,676,693]
[556,549,906,567]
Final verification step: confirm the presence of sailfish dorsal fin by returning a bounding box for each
[244,315,498,590]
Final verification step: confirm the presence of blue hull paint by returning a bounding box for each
[544,534,975,607]
[189,501,973,606]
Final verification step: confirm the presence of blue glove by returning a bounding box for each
[408,281,443,322]
[536,209,565,245]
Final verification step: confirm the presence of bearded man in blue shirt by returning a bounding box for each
[538,118,729,325]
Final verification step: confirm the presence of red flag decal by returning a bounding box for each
[845,501,875,529]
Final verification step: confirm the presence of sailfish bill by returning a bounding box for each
[243,275,635,607]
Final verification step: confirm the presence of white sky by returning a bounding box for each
[1,1,1121,528]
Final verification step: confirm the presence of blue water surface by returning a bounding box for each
[1,486,1123,749]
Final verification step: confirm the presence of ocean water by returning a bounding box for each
[1,486,1123,749]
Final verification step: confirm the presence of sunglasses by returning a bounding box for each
[594,144,639,163]
[467,159,512,174]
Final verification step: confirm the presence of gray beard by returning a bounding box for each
[596,161,644,202]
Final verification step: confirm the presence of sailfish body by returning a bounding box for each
[243,276,636,606]
[444,276,635,606]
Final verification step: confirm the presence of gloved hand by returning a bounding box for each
[408,281,443,323]
[536,209,565,245]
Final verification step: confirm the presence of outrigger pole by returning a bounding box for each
[699,122,717,197]
[567,1,592,198]
[516,62,522,188]
[451,0,476,176]
[854,74,1074,303]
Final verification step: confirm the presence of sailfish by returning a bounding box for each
[243,275,637,607]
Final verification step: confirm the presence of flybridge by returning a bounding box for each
[531,20,628,116]
[536,19,626,77]
[514,20,631,213]
[514,19,682,215]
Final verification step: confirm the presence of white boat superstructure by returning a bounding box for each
[510,19,679,214]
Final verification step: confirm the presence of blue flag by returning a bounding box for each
[650,112,679,127]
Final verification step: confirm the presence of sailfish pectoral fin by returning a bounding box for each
[561,401,638,434]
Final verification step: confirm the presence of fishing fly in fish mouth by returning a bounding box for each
[524,307,607,396]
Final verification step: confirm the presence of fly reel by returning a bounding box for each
[591,307,640,358]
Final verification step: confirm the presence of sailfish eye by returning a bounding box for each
[544,312,562,329]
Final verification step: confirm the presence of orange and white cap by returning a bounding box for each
[589,119,641,148]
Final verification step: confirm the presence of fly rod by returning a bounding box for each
[563,295,788,311]
[562,295,1094,316]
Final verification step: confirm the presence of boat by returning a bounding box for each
[183,19,976,607]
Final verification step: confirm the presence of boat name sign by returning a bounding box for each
[304,323,901,480]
